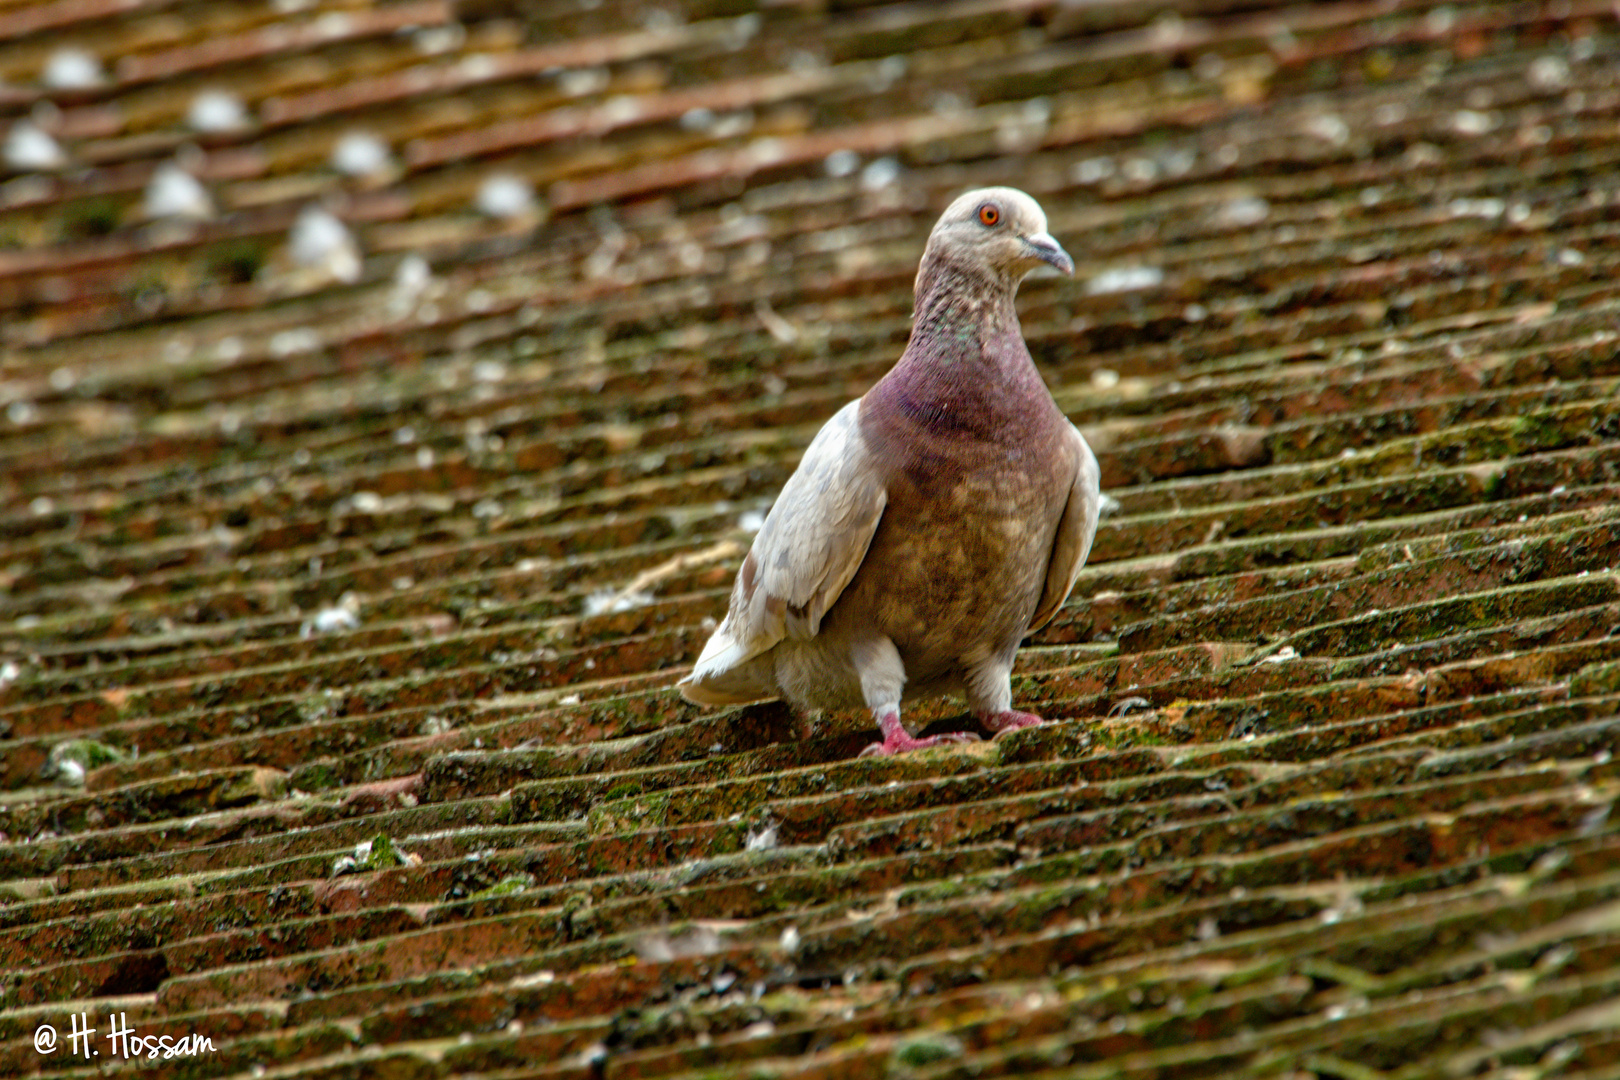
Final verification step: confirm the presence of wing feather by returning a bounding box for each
[682,400,886,698]
[1028,424,1102,633]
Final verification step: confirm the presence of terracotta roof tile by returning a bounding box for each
[4,0,1620,1076]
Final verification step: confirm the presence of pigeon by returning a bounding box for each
[680,187,1101,756]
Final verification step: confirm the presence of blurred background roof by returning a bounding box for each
[3,1,1620,1076]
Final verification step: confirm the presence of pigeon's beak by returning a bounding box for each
[1022,232,1074,276]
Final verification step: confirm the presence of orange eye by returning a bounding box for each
[977,204,1000,227]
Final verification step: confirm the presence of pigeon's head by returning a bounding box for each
[925,186,1074,283]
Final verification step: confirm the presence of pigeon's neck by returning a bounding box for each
[905,256,1031,387]
[868,256,1052,444]
[912,257,1018,340]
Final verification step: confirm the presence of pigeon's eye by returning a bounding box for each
[977,204,1000,227]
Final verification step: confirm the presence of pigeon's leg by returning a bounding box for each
[854,637,978,757]
[860,706,980,757]
[966,654,1046,736]
[980,710,1044,734]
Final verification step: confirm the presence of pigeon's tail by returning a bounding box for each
[679,626,776,705]
[678,677,766,706]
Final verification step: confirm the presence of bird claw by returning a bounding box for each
[859,729,980,757]
[979,710,1045,736]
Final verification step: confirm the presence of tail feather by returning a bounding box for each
[690,624,749,680]
[680,623,777,705]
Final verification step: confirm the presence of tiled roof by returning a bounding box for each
[4,0,1620,1076]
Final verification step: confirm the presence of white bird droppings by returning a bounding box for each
[188,89,251,132]
[145,162,214,220]
[824,149,859,177]
[476,174,537,219]
[584,588,654,616]
[5,121,66,171]
[1305,113,1349,145]
[331,131,393,177]
[43,48,104,89]
[1218,195,1271,228]
[1085,265,1164,295]
[290,206,362,283]
[859,156,901,191]
[301,593,362,638]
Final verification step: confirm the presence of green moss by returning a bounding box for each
[1091,726,1135,751]
[44,739,127,785]
[560,889,601,939]
[490,792,515,826]
[60,197,124,240]
[896,879,974,907]
[891,1032,964,1069]
[296,691,341,725]
[52,738,126,770]
[207,239,269,284]
[1570,660,1620,698]
[1127,726,1175,748]
[368,834,404,866]
[1297,957,1382,992]
[470,873,534,900]
[290,761,340,792]
[332,833,412,876]
[0,878,58,903]
[589,790,671,834]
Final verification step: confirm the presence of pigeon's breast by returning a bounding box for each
[836,395,1075,680]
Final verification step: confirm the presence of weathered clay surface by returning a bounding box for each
[2,1,1619,1077]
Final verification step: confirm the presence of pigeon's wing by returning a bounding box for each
[1028,423,1102,633]
[682,400,887,696]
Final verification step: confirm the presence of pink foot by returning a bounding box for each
[977,710,1045,737]
[859,707,980,757]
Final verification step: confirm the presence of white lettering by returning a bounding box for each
[89,1017,216,1059]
